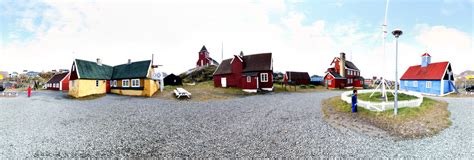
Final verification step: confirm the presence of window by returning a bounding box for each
[413,81,418,87]
[122,79,130,87]
[56,83,59,88]
[426,81,432,88]
[113,80,117,87]
[96,80,99,87]
[327,80,332,85]
[404,81,408,86]
[131,79,140,87]
[247,76,251,82]
[260,73,269,82]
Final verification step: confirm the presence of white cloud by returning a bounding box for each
[0,0,472,82]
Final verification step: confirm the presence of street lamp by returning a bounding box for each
[392,29,403,115]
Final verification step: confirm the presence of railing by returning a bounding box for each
[340,89,423,111]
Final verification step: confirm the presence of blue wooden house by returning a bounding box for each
[400,53,455,96]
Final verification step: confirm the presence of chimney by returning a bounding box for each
[96,58,102,66]
[339,52,346,77]
[128,59,131,65]
[421,53,431,67]
[240,51,244,57]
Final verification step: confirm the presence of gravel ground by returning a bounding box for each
[0,90,472,158]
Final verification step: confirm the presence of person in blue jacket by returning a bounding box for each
[351,89,358,112]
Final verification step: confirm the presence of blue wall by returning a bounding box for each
[442,80,454,94]
[400,80,441,95]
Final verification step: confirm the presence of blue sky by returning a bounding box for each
[0,0,473,79]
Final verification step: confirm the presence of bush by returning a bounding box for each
[300,85,307,89]
[308,85,316,88]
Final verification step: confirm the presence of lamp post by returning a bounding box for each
[392,29,403,115]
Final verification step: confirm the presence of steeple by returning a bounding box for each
[200,45,207,52]
[421,53,431,67]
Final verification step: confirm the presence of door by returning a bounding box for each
[221,77,227,87]
[106,80,111,93]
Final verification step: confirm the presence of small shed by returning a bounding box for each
[284,71,310,85]
[46,72,70,91]
[164,74,183,86]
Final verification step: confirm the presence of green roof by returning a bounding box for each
[75,59,113,80]
[75,59,151,80]
[112,60,151,79]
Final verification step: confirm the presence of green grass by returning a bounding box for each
[273,83,325,92]
[323,96,451,138]
[355,92,418,102]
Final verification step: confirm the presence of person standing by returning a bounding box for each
[27,86,32,97]
[351,89,358,112]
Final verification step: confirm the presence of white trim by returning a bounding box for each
[256,77,259,89]
[113,80,117,87]
[440,79,444,95]
[230,55,243,64]
[146,60,152,78]
[122,79,130,87]
[246,76,251,82]
[440,62,451,95]
[262,87,273,91]
[74,60,81,79]
[260,73,269,82]
[131,79,140,87]
[426,81,432,88]
[242,89,258,93]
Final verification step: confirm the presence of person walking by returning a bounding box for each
[351,89,358,113]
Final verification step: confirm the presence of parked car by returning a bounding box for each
[466,86,474,92]
[0,84,4,92]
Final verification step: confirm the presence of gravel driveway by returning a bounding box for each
[0,91,472,158]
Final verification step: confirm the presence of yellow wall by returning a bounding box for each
[144,79,159,96]
[69,79,107,98]
[110,79,158,97]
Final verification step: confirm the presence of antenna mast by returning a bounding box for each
[370,0,391,101]
[221,41,224,62]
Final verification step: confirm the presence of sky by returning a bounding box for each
[0,0,473,80]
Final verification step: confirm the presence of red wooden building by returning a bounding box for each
[283,71,310,85]
[196,45,219,67]
[324,52,363,89]
[213,52,273,92]
[46,72,70,91]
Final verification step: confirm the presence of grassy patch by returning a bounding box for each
[322,96,451,139]
[154,81,252,101]
[355,92,418,102]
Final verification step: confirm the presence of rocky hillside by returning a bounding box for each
[179,65,217,83]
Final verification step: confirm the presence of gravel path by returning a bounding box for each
[0,91,472,158]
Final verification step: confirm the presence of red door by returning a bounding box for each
[106,80,111,93]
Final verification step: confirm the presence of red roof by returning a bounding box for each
[421,53,431,57]
[400,62,449,80]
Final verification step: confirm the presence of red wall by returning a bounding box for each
[196,51,210,67]
[70,62,79,80]
[241,76,258,89]
[258,71,273,89]
[61,75,70,91]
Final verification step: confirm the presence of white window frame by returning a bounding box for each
[246,76,251,82]
[413,81,418,87]
[327,80,332,85]
[404,81,408,86]
[131,79,140,87]
[122,79,130,87]
[113,80,117,87]
[426,81,432,88]
[260,73,269,82]
[95,80,99,88]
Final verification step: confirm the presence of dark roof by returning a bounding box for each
[214,53,272,75]
[242,53,272,72]
[47,72,69,83]
[75,59,151,80]
[213,59,233,75]
[243,72,259,76]
[112,60,151,79]
[75,59,113,80]
[345,61,359,70]
[400,61,449,80]
[286,71,310,80]
[327,71,345,79]
[200,45,207,52]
